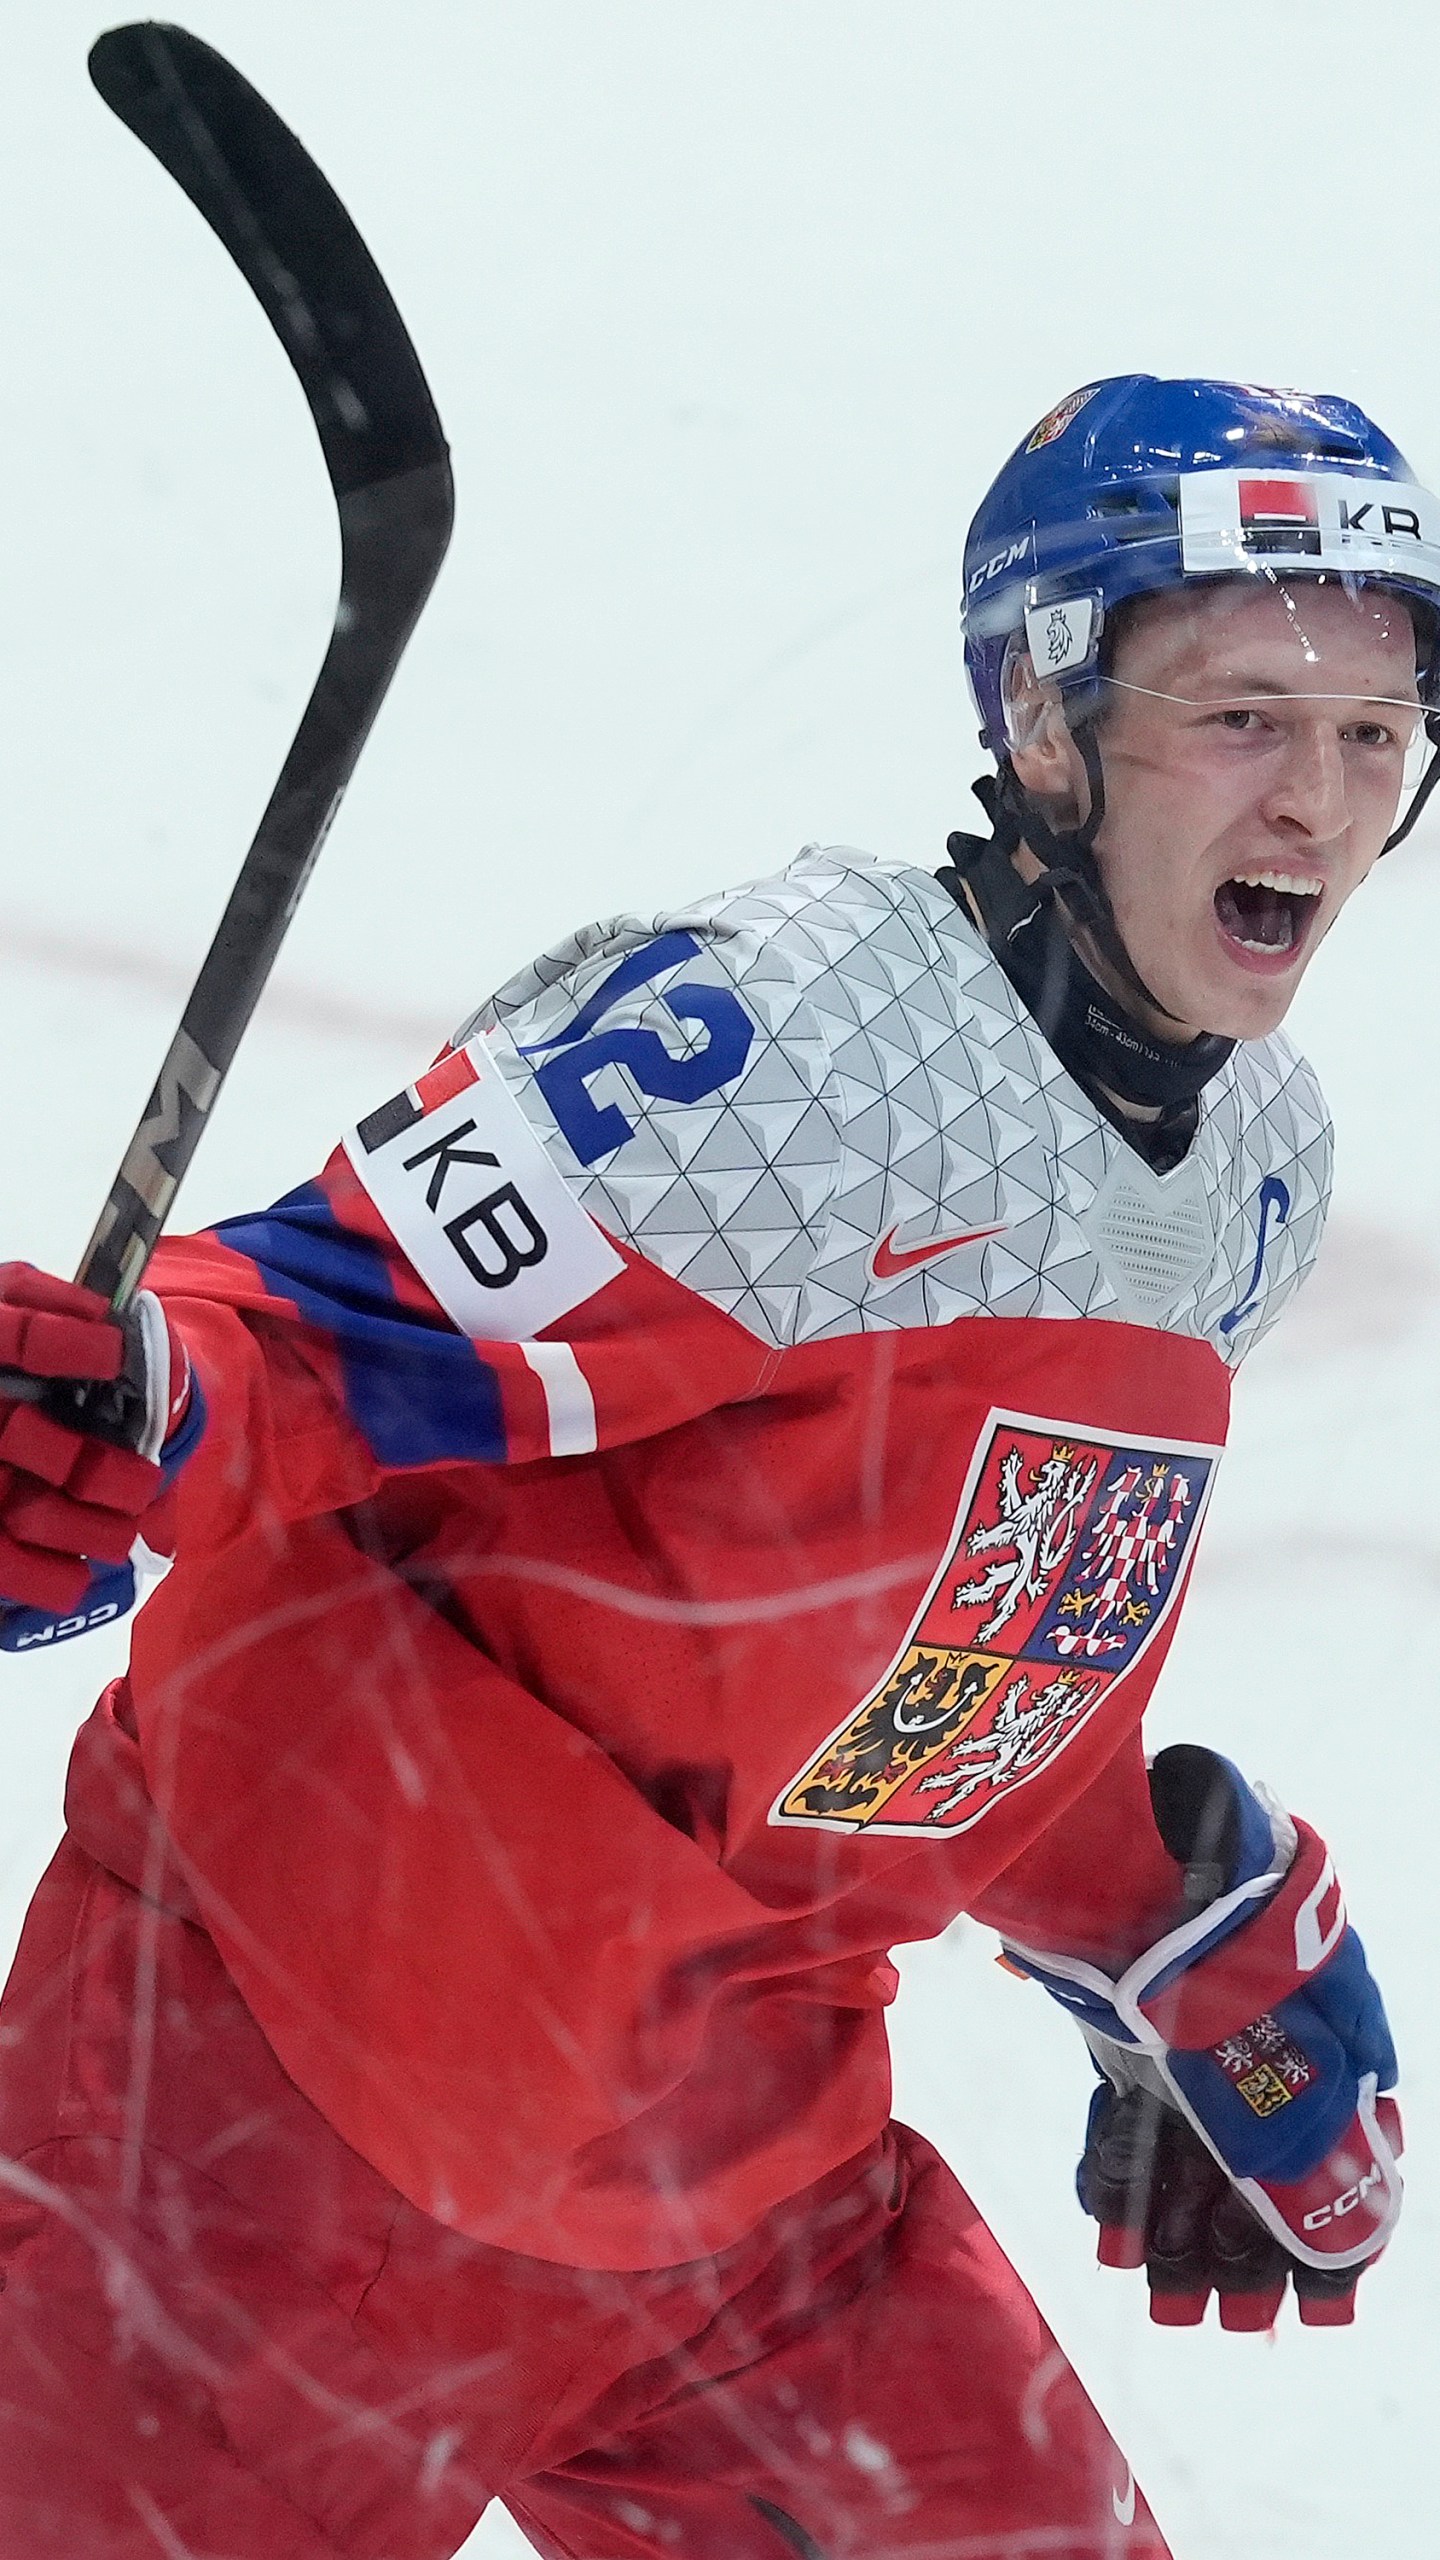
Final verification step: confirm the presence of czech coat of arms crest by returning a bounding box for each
[771,1410,1220,1836]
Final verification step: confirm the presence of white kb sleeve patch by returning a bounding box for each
[342,1038,625,1341]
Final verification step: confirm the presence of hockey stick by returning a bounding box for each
[73,22,454,1316]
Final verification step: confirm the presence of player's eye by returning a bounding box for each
[1344,719,1398,748]
[1211,707,1265,733]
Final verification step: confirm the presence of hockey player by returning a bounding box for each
[0,376,1421,2557]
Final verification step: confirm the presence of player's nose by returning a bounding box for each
[1258,720,1350,843]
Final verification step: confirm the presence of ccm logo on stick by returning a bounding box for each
[345,1041,623,1341]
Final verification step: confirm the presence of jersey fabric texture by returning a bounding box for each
[0,1681,1170,2559]
[81,849,1327,2274]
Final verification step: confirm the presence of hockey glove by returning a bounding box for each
[0,1264,200,1626]
[1002,1745,1401,2329]
[1075,2073,1400,2329]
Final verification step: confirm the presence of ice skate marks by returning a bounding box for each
[772,1411,1220,1835]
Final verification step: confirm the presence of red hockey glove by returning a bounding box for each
[1077,2076,1401,2330]
[1002,1745,1401,2331]
[0,1264,197,1615]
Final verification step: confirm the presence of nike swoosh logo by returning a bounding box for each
[868,1222,1006,1282]
[1113,2469,1137,2527]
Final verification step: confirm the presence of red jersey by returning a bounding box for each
[123,846,1330,2268]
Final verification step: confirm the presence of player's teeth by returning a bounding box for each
[1227,870,1323,895]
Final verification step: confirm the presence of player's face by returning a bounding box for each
[1087,581,1420,1041]
[1009,579,1423,1041]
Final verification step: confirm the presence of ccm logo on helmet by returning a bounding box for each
[1302,2163,1384,2233]
[968,536,1030,595]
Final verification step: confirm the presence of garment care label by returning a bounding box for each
[343,1038,624,1341]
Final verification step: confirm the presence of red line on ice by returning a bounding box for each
[0,910,443,1052]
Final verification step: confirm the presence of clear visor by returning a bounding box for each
[1100,674,1433,803]
[1005,571,1440,831]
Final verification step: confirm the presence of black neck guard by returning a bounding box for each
[937,814,1235,1171]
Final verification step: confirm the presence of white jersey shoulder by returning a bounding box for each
[461,845,1331,1365]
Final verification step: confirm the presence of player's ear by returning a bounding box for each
[1007,657,1088,827]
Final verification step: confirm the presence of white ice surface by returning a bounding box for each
[1,6,1437,2553]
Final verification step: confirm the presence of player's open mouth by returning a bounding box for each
[1213,870,1323,969]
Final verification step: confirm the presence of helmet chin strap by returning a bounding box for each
[981,729,1183,1026]
[950,745,1236,1120]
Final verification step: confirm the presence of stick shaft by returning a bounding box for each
[74,25,455,1310]
[79,462,452,1310]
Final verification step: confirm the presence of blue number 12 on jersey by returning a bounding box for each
[520,932,756,1167]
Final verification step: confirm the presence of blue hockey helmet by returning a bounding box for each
[962,376,1440,796]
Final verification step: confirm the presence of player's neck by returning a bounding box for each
[938,826,1218,1172]
[1008,839,1192,1054]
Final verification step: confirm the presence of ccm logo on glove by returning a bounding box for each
[1302,2163,1386,2233]
[1293,1856,1347,1975]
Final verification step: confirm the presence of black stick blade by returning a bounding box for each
[89,21,449,496]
